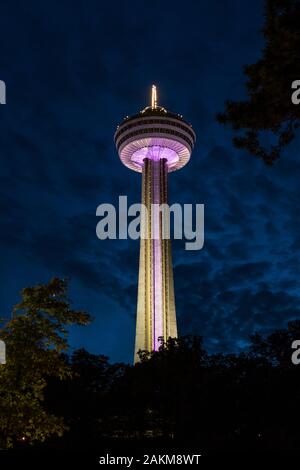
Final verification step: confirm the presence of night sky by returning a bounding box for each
[1,0,300,363]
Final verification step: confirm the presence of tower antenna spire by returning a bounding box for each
[151,84,157,108]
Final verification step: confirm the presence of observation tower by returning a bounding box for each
[115,86,196,362]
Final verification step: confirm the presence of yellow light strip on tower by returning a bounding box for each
[151,84,157,108]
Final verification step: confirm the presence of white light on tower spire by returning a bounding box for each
[151,84,157,108]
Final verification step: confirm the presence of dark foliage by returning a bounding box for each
[217,0,300,164]
[41,325,300,451]
[2,279,300,451]
[0,278,91,448]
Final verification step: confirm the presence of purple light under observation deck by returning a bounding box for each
[131,145,179,168]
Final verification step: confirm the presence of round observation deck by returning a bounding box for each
[114,91,196,173]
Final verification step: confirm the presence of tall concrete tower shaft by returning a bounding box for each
[115,86,196,362]
[136,157,177,355]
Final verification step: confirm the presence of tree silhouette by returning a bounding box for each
[2,280,300,450]
[0,278,91,448]
[217,0,300,164]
